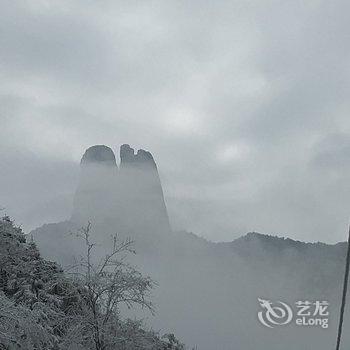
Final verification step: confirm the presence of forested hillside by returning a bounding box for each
[0,215,185,350]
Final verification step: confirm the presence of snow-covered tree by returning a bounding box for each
[0,216,186,350]
[66,222,155,350]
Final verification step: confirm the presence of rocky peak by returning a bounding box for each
[136,149,155,165]
[73,143,170,233]
[72,145,117,224]
[81,145,117,167]
[120,144,156,169]
[119,144,135,164]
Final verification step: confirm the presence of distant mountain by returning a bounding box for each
[221,232,346,294]
[30,144,349,350]
[223,231,345,267]
[72,144,170,234]
[230,231,345,255]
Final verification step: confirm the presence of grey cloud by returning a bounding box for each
[0,0,349,242]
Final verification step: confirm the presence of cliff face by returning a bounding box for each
[72,144,170,235]
[118,144,170,234]
[72,145,118,224]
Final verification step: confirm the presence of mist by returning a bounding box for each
[30,144,348,350]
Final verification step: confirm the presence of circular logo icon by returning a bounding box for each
[258,298,293,328]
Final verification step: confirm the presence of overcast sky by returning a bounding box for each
[1,0,349,243]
